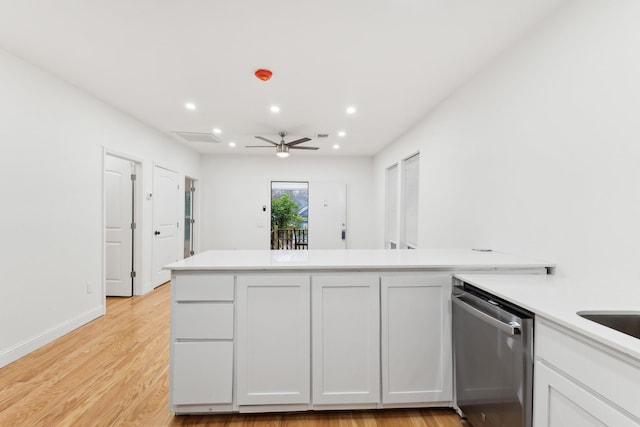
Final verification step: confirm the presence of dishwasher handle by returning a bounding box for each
[452,295,521,336]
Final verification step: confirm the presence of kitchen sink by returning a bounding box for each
[577,311,640,340]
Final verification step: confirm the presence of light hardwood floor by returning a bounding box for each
[0,282,464,426]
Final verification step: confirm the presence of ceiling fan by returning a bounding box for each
[246,131,319,157]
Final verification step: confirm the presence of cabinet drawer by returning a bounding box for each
[174,303,233,339]
[174,274,234,301]
[172,341,233,405]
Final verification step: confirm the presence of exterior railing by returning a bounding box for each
[271,228,308,250]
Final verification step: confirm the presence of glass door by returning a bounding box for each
[271,181,309,250]
[184,177,195,258]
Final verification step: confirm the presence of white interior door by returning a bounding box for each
[105,155,134,297]
[308,182,347,249]
[152,165,179,287]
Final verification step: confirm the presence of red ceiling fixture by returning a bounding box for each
[255,69,273,81]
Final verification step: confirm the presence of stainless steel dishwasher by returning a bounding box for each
[452,277,534,427]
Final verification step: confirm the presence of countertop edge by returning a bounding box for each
[166,263,552,272]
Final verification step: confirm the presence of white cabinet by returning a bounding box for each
[170,274,234,413]
[534,319,640,427]
[236,275,311,406]
[173,273,234,301]
[166,252,552,415]
[173,341,233,405]
[534,361,637,427]
[173,303,233,339]
[311,274,380,406]
[380,274,451,405]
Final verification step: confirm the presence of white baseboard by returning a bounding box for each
[0,305,105,368]
[239,404,311,413]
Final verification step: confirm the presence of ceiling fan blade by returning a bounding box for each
[245,145,275,148]
[289,146,319,150]
[255,136,279,146]
[285,137,312,147]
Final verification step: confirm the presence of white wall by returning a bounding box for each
[0,48,200,367]
[374,0,640,290]
[199,155,375,250]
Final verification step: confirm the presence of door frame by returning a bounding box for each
[102,148,143,306]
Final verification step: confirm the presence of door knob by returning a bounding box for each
[154,231,160,235]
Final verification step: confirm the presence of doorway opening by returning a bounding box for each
[184,177,196,258]
[271,181,308,250]
[385,164,399,249]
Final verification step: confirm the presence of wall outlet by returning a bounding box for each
[86,282,94,294]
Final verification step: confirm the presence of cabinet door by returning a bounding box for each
[172,341,233,405]
[380,274,452,405]
[534,361,638,427]
[312,274,380,405]
[236,275,311,406]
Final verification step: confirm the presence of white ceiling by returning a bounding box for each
[0,0,565,156]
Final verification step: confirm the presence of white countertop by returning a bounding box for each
[454,273,640,362]
[165,249,554,271]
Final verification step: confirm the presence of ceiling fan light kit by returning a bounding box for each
[276,145,290,158]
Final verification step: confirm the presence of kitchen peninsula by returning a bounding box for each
[165,249,553,414]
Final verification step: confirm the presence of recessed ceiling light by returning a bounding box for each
[346,106,356,115]
[270,105,280,113]
[228,142,236,148]
[185,102,196,111]
[338,131,346,137]
[333,144,340,150]
[212,128,222,134]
